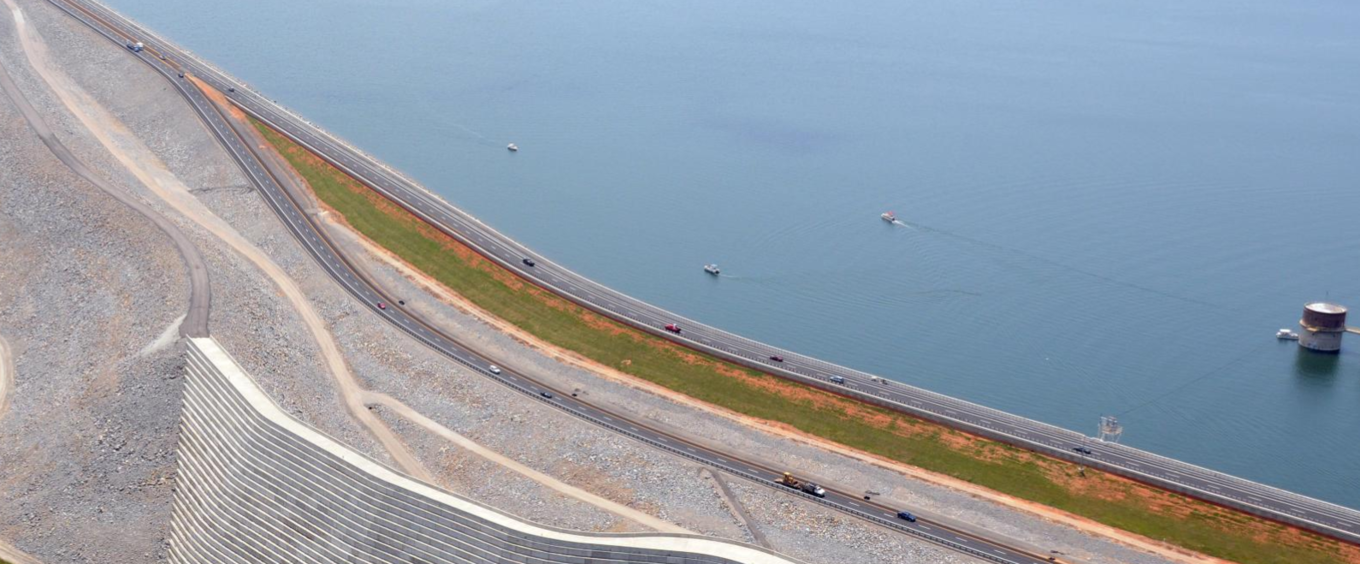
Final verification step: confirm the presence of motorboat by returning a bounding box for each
[881,211,896,222]
[704,264,720,275]
[507,143,519,152]
[1276,328,1299,340]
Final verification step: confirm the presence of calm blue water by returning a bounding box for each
[106,0,1360,507]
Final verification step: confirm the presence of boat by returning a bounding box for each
[704,264,720,275]
[507,143,518,152]
[881,211,896,222]
[1276,328,1299,340]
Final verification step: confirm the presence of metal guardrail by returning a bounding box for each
[49,0,1360,549]
[48,6,1026,560]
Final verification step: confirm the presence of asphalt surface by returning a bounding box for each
[44,3,1055,563]
[0,42,210,338]
[52,0,1360,553]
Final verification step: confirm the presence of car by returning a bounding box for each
[488,365,501,374]
[830,375,846,385]
[1073,446,1093,455]
[769,355,784,362]
[377,302,387,310]
[177,72,184,78]
[896,511,917,523]
[540,391,554,399]
[227,87,236,93]
[801,483,826,498]
[664,324,681,333]
[522,258,536,267]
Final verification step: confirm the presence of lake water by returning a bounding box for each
[103,0,1360,507]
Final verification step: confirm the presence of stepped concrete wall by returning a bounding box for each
[172,337,795,564]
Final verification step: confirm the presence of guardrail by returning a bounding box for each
[49,0,1360,548]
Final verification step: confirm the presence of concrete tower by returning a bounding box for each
[1299,302,1347,353]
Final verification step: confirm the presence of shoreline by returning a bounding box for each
[45,1,1349,559]
[244,110,1359,564]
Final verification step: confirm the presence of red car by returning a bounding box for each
[377,302,387,310]
[664,324,681,333]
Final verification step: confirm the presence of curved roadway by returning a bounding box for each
[46,2,1049,563]
[53,0,1360,551]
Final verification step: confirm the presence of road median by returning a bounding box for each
[248,115,1358,564]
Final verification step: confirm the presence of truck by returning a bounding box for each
[776,472,826,498]
[125,41,144,52]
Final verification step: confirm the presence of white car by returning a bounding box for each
[489,365,502,374]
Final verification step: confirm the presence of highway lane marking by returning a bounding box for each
[992,549,1007,556]
[848,501,860,507]
[130,18,1360,545]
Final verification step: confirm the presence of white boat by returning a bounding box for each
[507,143,518,152]
[881,211,896,222]
[1276,328,1299,340]
[704,264,720,275]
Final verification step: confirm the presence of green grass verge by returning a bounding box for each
[252,117,1352,564]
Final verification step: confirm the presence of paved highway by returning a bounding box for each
[55,0,1360,551]
[48,2,1058,562]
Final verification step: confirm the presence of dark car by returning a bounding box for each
[664,324,681,333]
[800,483,826,498]
[227,87,236,93]
[769,355,784,362]
[540,391,554,399]
[522,258,536,267]
[896,511,917,523]
[1073,446,1093,455]
[177,72,184,78]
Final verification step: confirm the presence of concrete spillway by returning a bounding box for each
[172,338,795,564]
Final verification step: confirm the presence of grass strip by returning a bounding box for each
[252,116,1355,564]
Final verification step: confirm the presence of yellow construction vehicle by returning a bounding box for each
[776,472,826,498]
